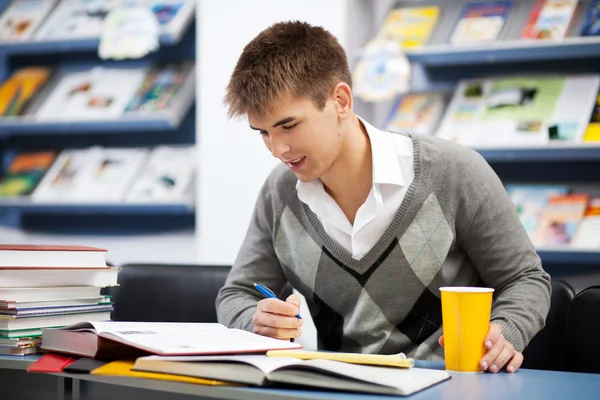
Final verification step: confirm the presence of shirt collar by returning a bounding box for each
[358,116,404,188]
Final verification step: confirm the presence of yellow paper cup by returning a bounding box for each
[440,286,494,373]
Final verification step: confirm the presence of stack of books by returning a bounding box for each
[0,244,118,355]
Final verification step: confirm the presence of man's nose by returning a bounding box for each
[270,136,291,159]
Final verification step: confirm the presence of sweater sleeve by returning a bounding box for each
[215,173,287,331]
[456,152,551,353]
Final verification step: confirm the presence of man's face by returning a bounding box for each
[248,95,343,183]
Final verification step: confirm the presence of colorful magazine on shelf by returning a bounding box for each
[0,0,57,42]
[521,0,578,40]
[532,194,589,247]
[33,147,148,203]
[382,92,446,135]
[375,5,440,49]
[33,0,121,40]
[0,66,53,117]
[34,66,148,121]
[580,0,600,36]
[124,146,195,203]
[505,184,570,239]
[571,198,600,249]
[449,0,512,44]
[125,62,194,113]
[0,150,57,197]
[435,74,600,147]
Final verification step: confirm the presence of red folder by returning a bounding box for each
[27,353,78,373]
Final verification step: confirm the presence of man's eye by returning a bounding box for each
[258,131,268,136]
[282,123,298,131]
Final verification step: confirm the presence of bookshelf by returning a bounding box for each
[349,0,600,275]
[0,0,198,249]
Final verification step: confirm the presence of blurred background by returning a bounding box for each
[0,0,598,285]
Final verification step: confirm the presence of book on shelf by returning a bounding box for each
[584,88,600,142]
[0,244,107,268]
[382,92,446,136]
[448,0,512,45]
[571,197,600,249]
[521,0,579,40]
[125,61,194,113]
[31,0,194,41]
[33,0,121,41]
[375,5,441,49]
[0,0,57,42]
[532,193,589,247]
[0,66,53,117]
[33,66,149,121]
[0,150,57,197]
[124,145,195,203]
[505,184,570,239]
[435,74,600,148]
[33,147,149,203]
[133,354,450,396]
[580,0,600,36]
[41,321,302,360]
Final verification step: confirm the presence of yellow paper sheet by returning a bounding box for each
[266,350,415,368]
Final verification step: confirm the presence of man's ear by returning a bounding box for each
[333,82,353,118]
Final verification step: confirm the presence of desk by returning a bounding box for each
[0,354,69,400]
[2,356,600,400]
[65,360,600,400]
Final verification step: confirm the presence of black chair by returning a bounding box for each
[565,286,600,374]
[109,264,232,323]
[107,263,294,324]
[521,280,574,371]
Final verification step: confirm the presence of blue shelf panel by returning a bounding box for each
[476,146,600,162]
[0,202,194,215]
[406,37,600,66]
[0,114,183,135]
[0,34,182,56]
[538,249,600,265]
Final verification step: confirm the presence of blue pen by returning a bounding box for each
[254,283,302,319]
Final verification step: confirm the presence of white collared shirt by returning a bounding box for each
[296,116,414,260]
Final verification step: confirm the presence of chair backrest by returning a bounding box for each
[565,286,600,374]
[521,280,574,371]
[109,264,231,323]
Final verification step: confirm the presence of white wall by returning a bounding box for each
[196,0,351,265]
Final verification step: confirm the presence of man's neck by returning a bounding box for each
[320,116,373,223]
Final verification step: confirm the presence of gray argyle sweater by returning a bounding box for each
[216,133,551,360]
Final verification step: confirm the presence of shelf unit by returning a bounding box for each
[0,0,197,233]
[405,36,600,66]
[351,0,600,273]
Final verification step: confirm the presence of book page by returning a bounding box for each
[82,321,226,333]
[140,354,303,374]
[100,327,301,355]
[291,359,450,393]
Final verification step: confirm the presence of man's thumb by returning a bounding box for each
[286,293,301,309]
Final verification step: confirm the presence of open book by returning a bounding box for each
[41,321,302,360]
[133,354,450,396]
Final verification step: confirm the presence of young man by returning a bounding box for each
[216,21,551,373]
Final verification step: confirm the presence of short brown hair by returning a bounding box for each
[224,20,352,119]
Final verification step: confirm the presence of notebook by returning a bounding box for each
[133,354,450,396]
